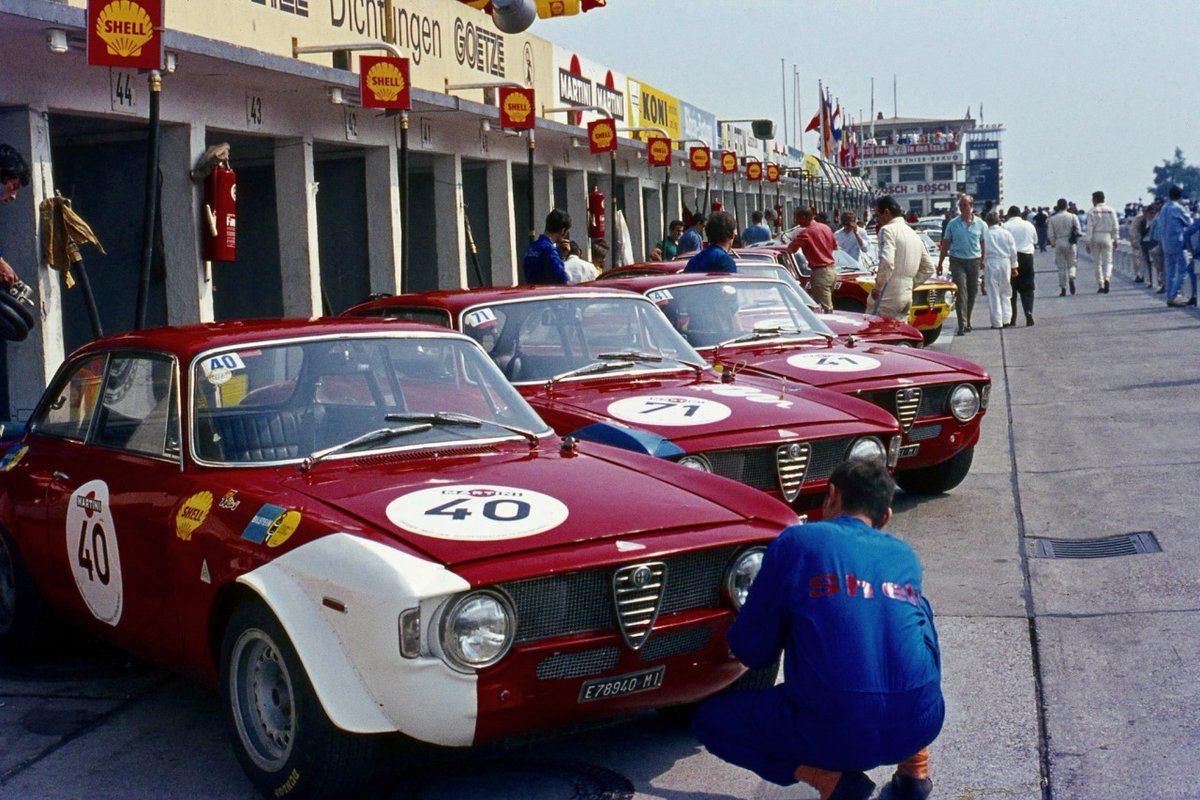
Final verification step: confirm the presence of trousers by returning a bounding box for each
[1165,249,1189,300]
[1054,243,1076,289]
[809,265,836,311]
[1010,252,1035,320]
[948,256,980,329]
[984,263,1013,326]
[693,683,944,786]
[1090,241,1114,285]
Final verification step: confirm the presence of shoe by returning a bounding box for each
[991,324,1002,329]
[1004,321,1015,327]
[1069,278,1076,294]
[1188,297,1198,306]
[890,774,933,800]
[1059,288,1066,297]
[955,326,967,335]
[1167,299,1186,307]
[1157,287,1166,294]
[1026,314,1035,326]
[965,324,973,332]
[829,771,876,800]
[1135,276,1145,283]
[1104,280,1110,292]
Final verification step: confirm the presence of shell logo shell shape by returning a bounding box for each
[650,140,670,160]
[366,61,406,103]
[691,148,710,169]
[96,1,155,58]
[590,121,614,148]
[503,92,532,122]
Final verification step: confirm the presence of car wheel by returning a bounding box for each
[921,325,942,345]
[221,601,378,800]
[895,446,974,495]
[0,526,47,656]
[833,298,866,313]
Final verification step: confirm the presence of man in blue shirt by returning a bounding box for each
[694,457,943,800]
[936,194,986,335]
[1160,185,1193,306]
[740,210,772,245]
[678,215,705,255]
[522,209,572,284]
[683,211,738,273]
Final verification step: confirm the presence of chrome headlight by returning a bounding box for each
[439,590,515,671]
[725,547,765,610]
[677,453,713,472]
[943,289,956,305]
[847,436,886,463]
[949,383,980,422]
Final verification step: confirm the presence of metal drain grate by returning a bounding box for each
[1033,531,1161,559]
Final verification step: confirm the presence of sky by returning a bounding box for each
[542,0,1200,209]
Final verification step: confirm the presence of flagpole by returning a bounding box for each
[780,58,788,147]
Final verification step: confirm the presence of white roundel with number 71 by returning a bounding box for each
[386,485,569,541]
[65,479,124,626]
[606,395,732,427]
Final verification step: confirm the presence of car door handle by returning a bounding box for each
[52,470,69,483]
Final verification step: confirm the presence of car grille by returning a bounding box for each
[912,289,933,307]
[699,438,855,501]
[536,648,620,680]
[859,385,954,424]
[908,424,943,442]
[638,628,711,661]
[501,547,736,645]
[612,562,666,649]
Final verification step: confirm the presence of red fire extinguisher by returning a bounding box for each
[710,199,723,213]
[775,204,784,232]
[203,162,237,262]
[588,185,606,239]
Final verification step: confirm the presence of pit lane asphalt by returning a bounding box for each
[2,249,1197,799]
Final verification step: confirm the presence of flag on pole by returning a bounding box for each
[832,101,842,142]
[821,88,833,159]
[804,111,821,133]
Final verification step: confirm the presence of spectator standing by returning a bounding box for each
[693,458,944,800]
[683,211,738,273]
[651,219,685,261]
[1047,198,1081,296]
[1148,202,1166,291]
[522,209,572,284]
[1159,185,1193,306]
[1127,206,1150,284]
[590,238,610,275]
[869,196,935,321]
[1182,215,1200,306]
[937,194,986,335]
[1004,205,1037,326]
[982,212,1018,328]
[0,144,31,288]
[786,206,839,311]
[559,239,598,284]
[1084,191,1120,293]
[741,211,772,245]
[1033,207,1049,252]
[678,215,706,256]
[834,211,870,263]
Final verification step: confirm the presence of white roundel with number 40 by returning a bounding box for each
[65,479,124,626]
[386,485,569,541]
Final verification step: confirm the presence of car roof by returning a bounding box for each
[67,317,462,363]
[344,284,648,316]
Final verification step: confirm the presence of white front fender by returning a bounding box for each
[237,533,477,744]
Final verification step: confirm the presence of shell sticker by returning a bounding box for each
[241,503,302,548]
[96,0,154,58]
[0,445,29,472]
[606,395,732,427]
[386,485,568,541]
[65,479,124,626]
[785,353,882,373]
[365,60,406,103]
[176,491,214,541]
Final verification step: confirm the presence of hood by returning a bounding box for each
[711,340,987,391]
[521,371,897,447]
[278,443,767,566]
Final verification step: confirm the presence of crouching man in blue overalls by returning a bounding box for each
[693,458,944,800]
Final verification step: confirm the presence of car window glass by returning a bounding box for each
[31,354,107,441]
[461,306,508,356]
[352,306,452,328]
[91,354,179,459]
[664,282,830,346]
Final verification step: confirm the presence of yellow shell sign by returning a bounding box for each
[176,491,214,542]
[89,0,162,69]
[648,138,671,166]
[588,119,616,153]
[690,147,710,171]
[96,0,154,57]
[366,61,406,103]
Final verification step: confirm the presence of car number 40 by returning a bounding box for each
[65,480,124,626]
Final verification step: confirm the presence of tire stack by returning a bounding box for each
[0,281,36,341]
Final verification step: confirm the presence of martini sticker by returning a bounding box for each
[387,485,568,541]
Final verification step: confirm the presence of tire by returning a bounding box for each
[0,298,30,342]
[895,446,974,495]
[220,601,378,800]
[0,526,47,657]
[921,325,942,345]
[833,297,866,313]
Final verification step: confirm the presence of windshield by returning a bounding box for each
[646,280,834,348]
[734,263,824,306]
[460,296,705,383]
[191,333,548,465]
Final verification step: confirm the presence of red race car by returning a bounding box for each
[599,274,992,495]
[600,260,924,346]
[0,318,799,799]
[345,286,902,519]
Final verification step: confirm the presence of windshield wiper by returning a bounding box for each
[300,424,432,472]
[385,412,540,450]
[714,326,827,353]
